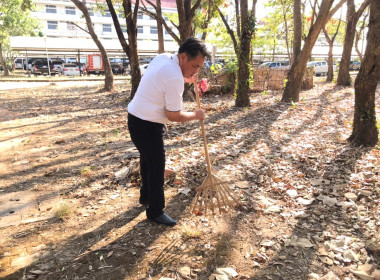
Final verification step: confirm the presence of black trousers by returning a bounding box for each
[127,113,166,218]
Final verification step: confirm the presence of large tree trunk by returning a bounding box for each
[293,0,302,64]
[337,0,370,86]
[326,43,334,82]
[105,0,141,97]
[348,0,379,146]
[235,0,254,107]
[71,0,113,91]
[282,0,334,102]
[123,0,141,96]
[0,44,10,76]
[156,0,164,53]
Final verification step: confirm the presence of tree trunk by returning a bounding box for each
[71,0,113,91]
[123,0,141,96]
[235,0,252,107]
[282,0,334,102]
[337,0,370,86]
[323,16,342,83]
[348,0,379,146]
[293,0,302,64]
[0,44,10,76]
[156,0,164,53]
[326,43,334,82]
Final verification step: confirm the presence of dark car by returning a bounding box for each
[111,63,124,75]
[32,59,54,76]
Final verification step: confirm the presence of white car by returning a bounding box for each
[61,63,80,76]
[307,61,336,76]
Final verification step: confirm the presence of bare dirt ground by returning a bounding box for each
[0,80,379,280]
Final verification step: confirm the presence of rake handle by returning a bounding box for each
[194,83,212,175]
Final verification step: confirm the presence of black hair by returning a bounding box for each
[178,37,210,60]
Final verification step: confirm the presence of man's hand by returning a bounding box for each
[193,108,205,120]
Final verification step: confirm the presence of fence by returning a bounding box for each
[252,67,314,92]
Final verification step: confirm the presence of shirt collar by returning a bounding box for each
[171,54,179,65]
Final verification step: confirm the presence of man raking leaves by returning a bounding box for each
[127,38,209,226]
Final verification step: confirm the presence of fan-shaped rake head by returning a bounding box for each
[190,170,239,215]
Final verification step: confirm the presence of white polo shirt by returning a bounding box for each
[127,53,184,124]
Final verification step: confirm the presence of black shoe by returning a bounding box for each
[148,213,177,226]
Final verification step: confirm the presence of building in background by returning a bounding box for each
[10,0,179,64]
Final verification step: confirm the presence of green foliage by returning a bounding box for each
[0,0,40,42]
[224,59,238,74]
[210,62,223,74]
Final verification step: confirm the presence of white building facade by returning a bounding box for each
[11,0,180,61]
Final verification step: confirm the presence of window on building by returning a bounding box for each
[47,21,58,30]
[65,6,76,15]
[103,10,111,17]
[46,5,57,13]
[137,26,143,34]
[149,16,155,20]
[165,29,170,35]
[164,16,169,21]
[88,8,94,16]
[121,25,127,33]
[137,12,143,19]
[103,24,112,32]
[150,26,158,34]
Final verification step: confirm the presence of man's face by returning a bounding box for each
[178,53,205,80]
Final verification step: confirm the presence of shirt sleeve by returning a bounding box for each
[163,78,184,112]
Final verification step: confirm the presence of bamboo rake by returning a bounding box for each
[190,82,239,215]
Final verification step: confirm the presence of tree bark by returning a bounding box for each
[123,0,141,96]
[293,0,302,64]
[218,0,256,107]
[348,0,379,146]
[71,0,113,91]
[282,0,334,102]
[0,44,10,76]
[156,0,164,53]
[337,0,370,86]
[235,0,251,107]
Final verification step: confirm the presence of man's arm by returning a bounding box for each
[166,109,205,122]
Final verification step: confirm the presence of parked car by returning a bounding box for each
[32,59,54,76]
[259,61,283,68]
[111,63,124,75]
[51,60,64,75]
[349,61,360,71]
[61,63,80,76]
[14,58,26,70]
[307,61,336,76]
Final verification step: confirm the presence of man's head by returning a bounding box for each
[178,37,210,80]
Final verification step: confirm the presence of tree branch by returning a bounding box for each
[66,21,90,34]
[216,5,238,54]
